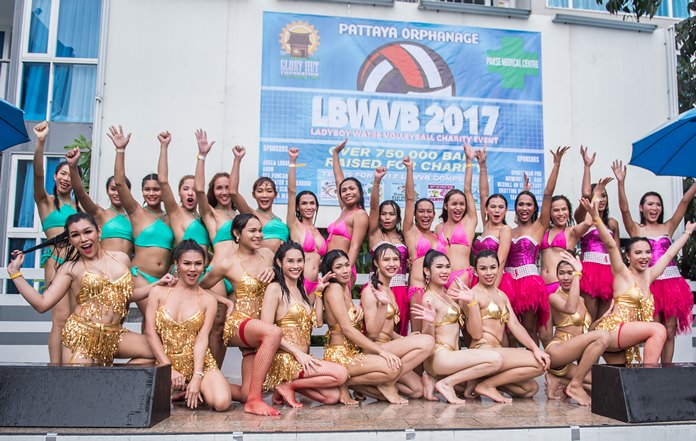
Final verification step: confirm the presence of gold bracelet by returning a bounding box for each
[314,290,323,298]
[115,148,125,154]
[9,272,23,280]
[593,218,602,225]
[196,154,206,161]
[465,163,474,168]
[467,300,478,307]
[289,163,296,168]
[572,271,582,278]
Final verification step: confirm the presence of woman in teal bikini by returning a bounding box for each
[194,129,238,365]
[230,146,289,252]
[65,148,133,256]
[110,125,174,317]
[31,121,80,363]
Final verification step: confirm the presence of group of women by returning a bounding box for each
[6,123,695,414]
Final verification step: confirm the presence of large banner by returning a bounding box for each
[259,12,544,207]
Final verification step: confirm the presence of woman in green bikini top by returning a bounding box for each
[230,145,289,253]
[65,148,134,256]
[110,125,174,294]
[31,121,80,364]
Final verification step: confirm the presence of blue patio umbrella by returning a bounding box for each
[630,107,696,177]
[0,99,30,152]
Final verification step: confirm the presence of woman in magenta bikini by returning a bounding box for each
[329,140,369,285]
[434,143,477,290]
[402,157,447,332]
[473,147,514,297]
[573,146,621,322]
[369,166,410,335]
[506,147,568,345]
[613,160,696,363]
[286,147,329,327]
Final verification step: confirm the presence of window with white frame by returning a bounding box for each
[0,27,10,100]
[547,0,691,19]
[18,0,102,122]
[4,154,64,294]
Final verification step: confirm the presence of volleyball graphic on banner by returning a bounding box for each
[357,42,455,96]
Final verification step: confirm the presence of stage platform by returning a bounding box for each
[2,383,696,441]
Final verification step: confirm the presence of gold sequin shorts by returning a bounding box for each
[223,312,252,347]
[323,344,365,369]
[169,350,219,382]
[61,313,126,365]
[263,351,304,391]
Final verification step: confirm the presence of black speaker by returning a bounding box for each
[0,363,171,428]
[592,363,696,423]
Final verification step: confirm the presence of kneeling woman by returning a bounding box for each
[321,249,404,404]
[146,240,232,411]
[362,243,435,399]
[411,250,504,404]
[582,198,687,364]
[545,251,610,406]
[8,213,157,365]
[260,242,348,407]
[467,250,550,403]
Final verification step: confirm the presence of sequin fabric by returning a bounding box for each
[323,306,366,368]
[61,313,126,365]
[223,271,269,345]
[76,271,132,322]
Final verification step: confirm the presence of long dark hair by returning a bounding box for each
[320,249,350,285]
[639,191,664,225]
[106,175,131,191]
[339,177,365,209]
[440,189,466,222]
[370,242,399,289]
[550,195,575,227]
[422,249,448,281]
[295,190,319,223]
[485,193,508,225]
[231,213,259,243]
[514,191,539,223]
[273,241,309,305]
[52,161,82,212]
[206,172,236,212]
[590,183,610,225]
[379,200,404,243]
[20,212,97,269]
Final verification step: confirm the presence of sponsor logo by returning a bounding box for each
[279,21,320,79]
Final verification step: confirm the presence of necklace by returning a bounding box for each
[257,208,277,220]
[147,207,165,220]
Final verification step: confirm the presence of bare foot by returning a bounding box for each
[339,386,358,406]
[271,390,283,405]
[544,373,568,401]
[422,372,439,401]
[474,383,512,404]
[435,380,466,405]
[377,384,409,405]
[275,383,302,408]
[244,398,281,416]
[463,380,480,399]
[565,382,591,406]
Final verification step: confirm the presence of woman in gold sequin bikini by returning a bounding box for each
[362,243,434,401]
[411,250,504,404]
[544,251,610,407]
[146,240,232,411]
[8,213,161,365]
[260,241,348,408]
[200,213,282,416]
[321,249,404,405]
[582,198,693,365]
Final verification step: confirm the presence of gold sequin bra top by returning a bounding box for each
[76,270,132,322]
[276,301,316,349]
[555,291,592,332]
[613,283,655,322]
[155,306,205,358]
[233,270,270,320]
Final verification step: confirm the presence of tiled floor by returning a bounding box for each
[0,386,628,436]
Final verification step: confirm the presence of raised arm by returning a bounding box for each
[611,160,640,237]
[574,145,596,224]
[32,122,50,207]
[581,198,628,279]
[109,125,140,216]
[286,147,300,227]
[550,251,582,315]
[361,284,388,340]
[229,146,254,215]
[463,144,477,226]
[664,181,696,236]
[194,129,215,220]
[157,131,180,216]
[368,167,387,237]
[650,222,696,282]
[332,140,348,210]
[7,252,72,313]
[448,281,481,340]
[476,148,489,221]
[402,157,416,235]
[65,148,100,215]
[538,146,569,230]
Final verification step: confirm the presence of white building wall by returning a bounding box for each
[94,0,679,235]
